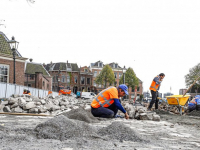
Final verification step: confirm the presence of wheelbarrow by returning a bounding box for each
[166,95,190,115]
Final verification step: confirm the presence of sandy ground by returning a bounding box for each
[0,110,200,150]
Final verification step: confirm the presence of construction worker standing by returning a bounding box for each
[91,84,129,119]
[148,73,165,111]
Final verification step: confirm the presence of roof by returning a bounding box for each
[92,60,104,67]
[25,62,50,76]
[108,62,122,69]
[45,62,79,72]
[0,31,22,57]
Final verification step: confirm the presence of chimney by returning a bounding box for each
[29,58,33,62]
[50,61,52,64]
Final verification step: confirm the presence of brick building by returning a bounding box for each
[24,61,52,91]
[80,66,94,92]
[90,60,143,98]
[0,31,27,85]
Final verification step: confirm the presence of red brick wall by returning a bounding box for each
[0,58,25,85]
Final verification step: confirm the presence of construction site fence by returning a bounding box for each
[0,82,59,99]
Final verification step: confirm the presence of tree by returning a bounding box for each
[119,67,139,97]
[95,65,115,88]
[185,63,200,92]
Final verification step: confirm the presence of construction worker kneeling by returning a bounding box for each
[91,84,129,119]
[23,89,31,95]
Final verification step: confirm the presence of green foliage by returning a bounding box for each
[185,63,200,88]
[95,65,115,88]
[119,67,139,89]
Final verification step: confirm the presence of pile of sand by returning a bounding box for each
[62,107,100,123]
[34,115,99,141]
[97,121,144,142]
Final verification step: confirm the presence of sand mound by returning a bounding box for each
[62,107,100,123]
[97,121,144,142]
[34,115,99,140]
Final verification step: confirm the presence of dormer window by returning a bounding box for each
[99,62,102,67]
[115,64,118,68]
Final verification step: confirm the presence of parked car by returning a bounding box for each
[81,92,96,99]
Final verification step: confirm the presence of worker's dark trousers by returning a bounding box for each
[91,104,118,118]
[148,90,159,109]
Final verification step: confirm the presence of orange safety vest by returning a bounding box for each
[149,76,160,91]
[91,86,117,108]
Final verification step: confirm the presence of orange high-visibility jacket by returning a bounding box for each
[23,92,31,95]
[91,86,118,108]
[149,76,161,91]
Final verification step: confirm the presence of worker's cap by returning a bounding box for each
[118,84,129,95]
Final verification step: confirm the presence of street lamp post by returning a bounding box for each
[57,69,61,92]
[8,36,19,84]
[122,66,126,100]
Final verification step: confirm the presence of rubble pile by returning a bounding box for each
[0,95,92,115]
[119,102,161,121]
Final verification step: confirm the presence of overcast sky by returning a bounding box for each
[1,0,200,95]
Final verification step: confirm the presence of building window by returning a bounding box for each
[43,81,45,87]
[115,64,118,68]
[0,64,9,83]
[53,86,55,91]
[93,81,96,86]
[99,62,102,67]
[61,75,65,82]
[30,74,34,80]
[28,84,31,87]
[67,75,70,83]
[47,84,49,89]
[88,87,90,92]
[84,68,88,72]
[74,76,78,83]
[81,76,85,84]
[87,78,90,84]
[137,86,140,91]
[94,71,97,77]
[114,72,117,78]
[119,73,122,78]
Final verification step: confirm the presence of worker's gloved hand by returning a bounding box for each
[125,112,129,119]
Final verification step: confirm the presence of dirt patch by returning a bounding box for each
[62,107,100,123]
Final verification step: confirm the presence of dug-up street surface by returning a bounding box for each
[0,96,200,150]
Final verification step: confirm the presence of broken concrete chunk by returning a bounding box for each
[23,102,36,110]
[152,114,160,121]
[3,106,11,112]
[14,106,23,113]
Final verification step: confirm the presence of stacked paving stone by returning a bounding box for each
[0,94,161,121]
[0,94,92,115]
[118,101,161,121]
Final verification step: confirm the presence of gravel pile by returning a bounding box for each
[97,121,144,142]
[187,110,200,117]
[34,115,99,141]
[62,107,100,123]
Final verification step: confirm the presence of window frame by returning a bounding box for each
[0,64,9,83]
